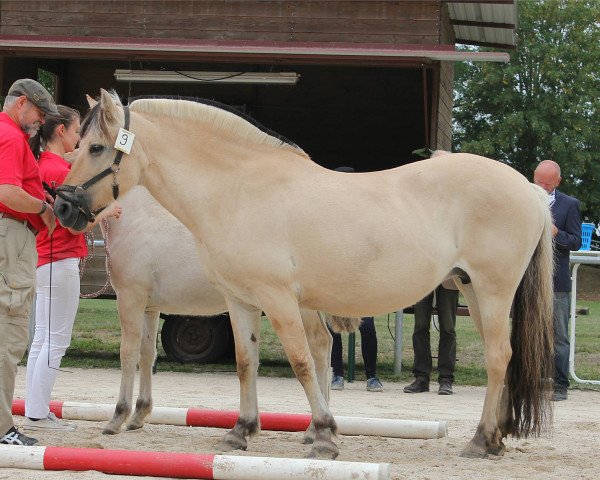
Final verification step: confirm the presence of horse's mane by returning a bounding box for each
[81,91,308,158]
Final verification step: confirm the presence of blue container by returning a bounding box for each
[579,223,594,251]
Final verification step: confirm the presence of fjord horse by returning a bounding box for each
[56,90,554,459]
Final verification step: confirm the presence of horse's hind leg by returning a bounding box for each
[127,309,159,431]
[261,295,338,459]
[459,285,512,458]
[220,301,262,452]
[103,297,145,435]
[299,309,332,445]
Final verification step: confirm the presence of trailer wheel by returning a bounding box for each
[160,314,232,363]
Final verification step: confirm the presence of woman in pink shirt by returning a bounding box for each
[24,105,121,432]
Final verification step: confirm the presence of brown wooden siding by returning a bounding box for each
[436,60,453,151]
[435,3,454,150]
[0,1,444,45]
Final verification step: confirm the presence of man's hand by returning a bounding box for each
[44,191,55,205]
[40,203,56,235]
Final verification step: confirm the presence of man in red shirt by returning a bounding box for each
[0,78,58,446]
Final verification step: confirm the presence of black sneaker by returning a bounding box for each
[403,377,430,393]
[438,378,453,395]
[0,426,38,446]
[552,386,568,402]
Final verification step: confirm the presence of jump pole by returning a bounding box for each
[0,445,391,480]
[13,399,447,439]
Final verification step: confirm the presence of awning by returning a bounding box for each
[444,0,518,49]
[0,35,510,65]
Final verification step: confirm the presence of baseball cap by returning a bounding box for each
[7,78,59,116]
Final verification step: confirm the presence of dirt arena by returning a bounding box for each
[3,367,599,479]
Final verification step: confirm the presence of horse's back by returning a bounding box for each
[284,154,548,315]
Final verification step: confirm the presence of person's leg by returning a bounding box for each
[360,317,383,392]
[329,328,344,378]
[404,291,434,393]
[436,285,458,382]
[25,276,47,412]
[359,316,377,379]
[329,327,345,390]
[411,291,434,380]
[25,258,80,420]
[0,319,29,436]
[552,292,570,397]
[0,224,36,439]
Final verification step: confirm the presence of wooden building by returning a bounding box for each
[0,0,517,172]
[0,1,518,307]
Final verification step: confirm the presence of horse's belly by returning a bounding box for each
[149,281,227,316]
[298,266,443,317]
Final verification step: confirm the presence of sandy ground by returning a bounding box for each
[2,366,599,480]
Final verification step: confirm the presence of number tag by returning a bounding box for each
[114,128,135,154]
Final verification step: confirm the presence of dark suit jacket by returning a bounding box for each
[551,190,582,292]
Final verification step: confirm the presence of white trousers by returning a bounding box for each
[25,258,80,419]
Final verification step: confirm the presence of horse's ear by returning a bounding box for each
[64,148,78,165]
[99,88,119,123]
[86,94,98,108]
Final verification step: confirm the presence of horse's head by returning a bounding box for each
[55,89,141,231]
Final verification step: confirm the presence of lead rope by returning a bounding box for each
[79,219,112,299]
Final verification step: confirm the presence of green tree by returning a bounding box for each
[454,0,600,221]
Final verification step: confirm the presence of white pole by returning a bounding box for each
[335,416,447,439]
[0,445,391,480]
[68,402,448,438]
[13,399,447,439]
[212,455,391,480]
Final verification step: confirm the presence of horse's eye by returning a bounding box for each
[89,144,105,155]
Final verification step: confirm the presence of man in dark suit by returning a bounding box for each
[534,160,582,401]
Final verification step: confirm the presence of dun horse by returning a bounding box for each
[56,90,554,459]
[98,185,338,444]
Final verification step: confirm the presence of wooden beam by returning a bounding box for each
[451,19,515,30]
[455,38,516,49]
[442,1,515,4]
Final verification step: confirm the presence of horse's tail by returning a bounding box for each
[508,188,555,438]
[325,314,362,333]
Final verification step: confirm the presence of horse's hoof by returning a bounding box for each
[125,423,144,431]
[460,442,488,459]
[221,432,248,451]
[306,441,339,460]
[102,426,120,435]
[487,442,506,457]
[301,430,316,444]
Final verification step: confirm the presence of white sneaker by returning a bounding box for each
[23,412,76,432]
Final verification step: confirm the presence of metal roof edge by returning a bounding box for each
[0,36,509,63]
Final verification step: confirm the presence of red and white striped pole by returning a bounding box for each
[0,444,391,480]
[12,399,447,439]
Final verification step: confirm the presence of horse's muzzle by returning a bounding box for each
[54,196,90,231]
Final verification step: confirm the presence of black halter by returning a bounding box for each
[55,107,130,222]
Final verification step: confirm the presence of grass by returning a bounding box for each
[54,298,600,391]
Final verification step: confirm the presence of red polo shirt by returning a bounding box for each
[0,112,46,232]
[36,151,88,267]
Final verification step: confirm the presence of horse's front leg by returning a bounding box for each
[461,303,512,458]
[299,309,332,445]
[263,296,338,459]
[126,309,160,431]
[220,301,262,452]
[103,298,144,435]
